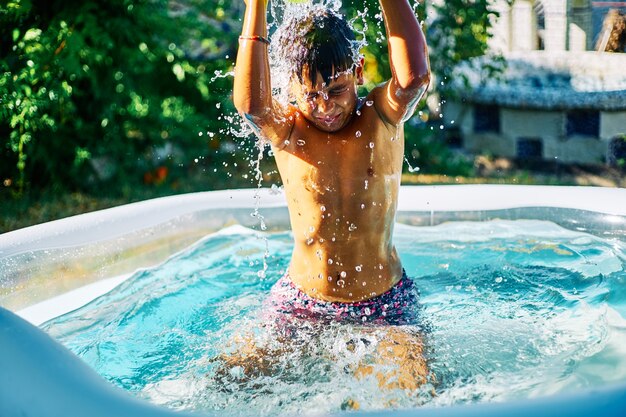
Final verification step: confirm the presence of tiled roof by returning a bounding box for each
[452,51,626,110]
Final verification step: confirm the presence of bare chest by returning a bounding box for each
[279,118,403,192]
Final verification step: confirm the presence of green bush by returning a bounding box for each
[1,0,239,196]
[428,0,501,95]
[1,0,497,200]
[403,120,474,177]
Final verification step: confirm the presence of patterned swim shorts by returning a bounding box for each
[263,270,420,325]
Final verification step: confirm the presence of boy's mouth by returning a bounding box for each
[317,113,340,126]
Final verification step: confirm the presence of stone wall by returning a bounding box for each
[489,0,598,52]
[442,3,626,165]
[442,102,626,164]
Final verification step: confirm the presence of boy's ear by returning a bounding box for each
[355,57,365,86]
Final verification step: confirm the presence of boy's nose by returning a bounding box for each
[316,96,333,113]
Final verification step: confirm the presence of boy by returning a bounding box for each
[232,0,431,390]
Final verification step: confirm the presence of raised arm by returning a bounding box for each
[233,0,293,146]
[374,0,431,125]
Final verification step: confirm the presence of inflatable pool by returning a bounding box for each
[1,185,625,417]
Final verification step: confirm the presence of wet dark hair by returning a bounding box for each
[276,9,357,87]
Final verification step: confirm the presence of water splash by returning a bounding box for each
[404,155,420,173]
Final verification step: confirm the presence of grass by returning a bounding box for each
[0,185,258,233]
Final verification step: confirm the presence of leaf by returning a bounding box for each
[23,28,42,41]
[172,63,185,82]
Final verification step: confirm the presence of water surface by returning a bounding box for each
[44,220,626,415]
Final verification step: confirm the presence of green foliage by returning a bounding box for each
[1,0,497,202]
[428,0,501,94]
[1,0,239,196]
[403,121,474,176]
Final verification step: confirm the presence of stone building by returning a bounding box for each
[441,0,626,165]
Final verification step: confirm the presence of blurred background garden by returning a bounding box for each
[2,0,625,232]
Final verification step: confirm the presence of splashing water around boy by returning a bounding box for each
[231,0,431,393]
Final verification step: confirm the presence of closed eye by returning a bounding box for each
[329,87,348,96]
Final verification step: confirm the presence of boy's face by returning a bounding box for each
[292,66,363,133]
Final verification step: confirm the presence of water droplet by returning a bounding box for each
[360,203,365,209]
[297,139,306,146]
[306,238,314,245]
[495,276,503,283]
[364,307,371,315]
[216,103,221,109]
[284,139,290,145]
[366,100,374,106]
[355,130,362,138]
[337,279,346,287]
[316,250,322,260]
[368,142,374,149]
[309,226,315,232]
[364,180,369,190]
[356,265,362,272]
[318,273,324,279]
[378,264,384,269]
[348,223,357,232]
[328,258,334,265]
[328,276,333,282]
[356,110,361,116]
[362,281,367,286]
[320,205,326,212]
[340,271,347,278]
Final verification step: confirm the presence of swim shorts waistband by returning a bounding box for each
[263,269,419,325]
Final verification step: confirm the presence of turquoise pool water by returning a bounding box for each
[42,220,626,416]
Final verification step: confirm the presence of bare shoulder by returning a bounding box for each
[244,101,298,149]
